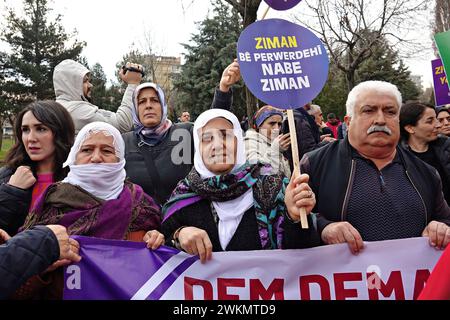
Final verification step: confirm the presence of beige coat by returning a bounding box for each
[53,59,137,134]
[244,129,291,178]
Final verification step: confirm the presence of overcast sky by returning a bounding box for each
[0,0,436,88]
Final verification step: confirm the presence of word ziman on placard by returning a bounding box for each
[261,76,310,92]
[255,36,298,49]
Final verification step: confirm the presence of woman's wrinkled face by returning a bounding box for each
[137,88,162,127]
[199,117,237,175]
[258,115,282,141]
[75,131,119,164]
[437,110,450,136]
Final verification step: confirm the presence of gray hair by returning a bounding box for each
[346,81,402,118]
[308,104,322,116]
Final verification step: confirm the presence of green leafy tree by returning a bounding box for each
[1,0,85,105]
[174,1,245,120]
[89,63,112,110]
[222,0,262,124]
[355,33,421,102]
[313,60,348,120]
[0,52,15,150]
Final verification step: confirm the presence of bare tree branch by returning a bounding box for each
[295,0,432,90]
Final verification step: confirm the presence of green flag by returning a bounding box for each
[435,30,450,90]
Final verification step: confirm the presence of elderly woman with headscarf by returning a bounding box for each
[161,109,320,263]
[122,61,241,206]
[14,122,163,300]
[244,105,291,177]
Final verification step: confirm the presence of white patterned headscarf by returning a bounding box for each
[63,121,126,200]
[193,109,253,250]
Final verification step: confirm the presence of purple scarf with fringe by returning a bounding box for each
[21,181,161,240]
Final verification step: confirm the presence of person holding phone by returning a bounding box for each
[244,105,291,177]
[53,59,143,134]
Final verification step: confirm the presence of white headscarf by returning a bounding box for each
[63,122,126,200]
[193,109,254,250]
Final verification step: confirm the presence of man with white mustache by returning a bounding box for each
[300,81,450,254]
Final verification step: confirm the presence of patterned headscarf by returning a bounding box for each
[253,105,283,129]
[163,163,288,249]
[132,82,172,146]
[163,109,288,249]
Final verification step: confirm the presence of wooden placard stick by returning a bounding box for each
[261,5,271,20]
[254,5,309,228]
[287,109,309,229]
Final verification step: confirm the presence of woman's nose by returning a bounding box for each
[90,150,102,163]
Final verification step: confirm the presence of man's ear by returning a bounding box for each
[344,115,351,126]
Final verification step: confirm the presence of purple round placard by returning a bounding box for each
[264,0,302,11]
[237,19,329,109]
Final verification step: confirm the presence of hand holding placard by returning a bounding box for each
[237,18,329,229]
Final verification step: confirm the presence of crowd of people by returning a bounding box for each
[1,57,450,299]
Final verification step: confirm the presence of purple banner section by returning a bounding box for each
[264,0,302,10]
[63,236,197,300]
[237,19,329,110]
[432,58,450,107]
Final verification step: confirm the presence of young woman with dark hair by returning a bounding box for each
[0,101,75,235]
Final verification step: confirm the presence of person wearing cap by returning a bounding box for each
[122,60,241,206]
[325,113,341,139]
[437,105,450,137]
[53,59,143,134]
[244,105,291,177]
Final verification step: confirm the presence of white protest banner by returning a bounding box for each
[65,236,441,300]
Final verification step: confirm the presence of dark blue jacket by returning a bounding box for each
[0,226,59,298]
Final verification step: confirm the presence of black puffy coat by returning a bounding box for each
[0,167,32,235]
[0,226,59,299]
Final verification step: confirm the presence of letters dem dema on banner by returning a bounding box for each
[237,19,329,110]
